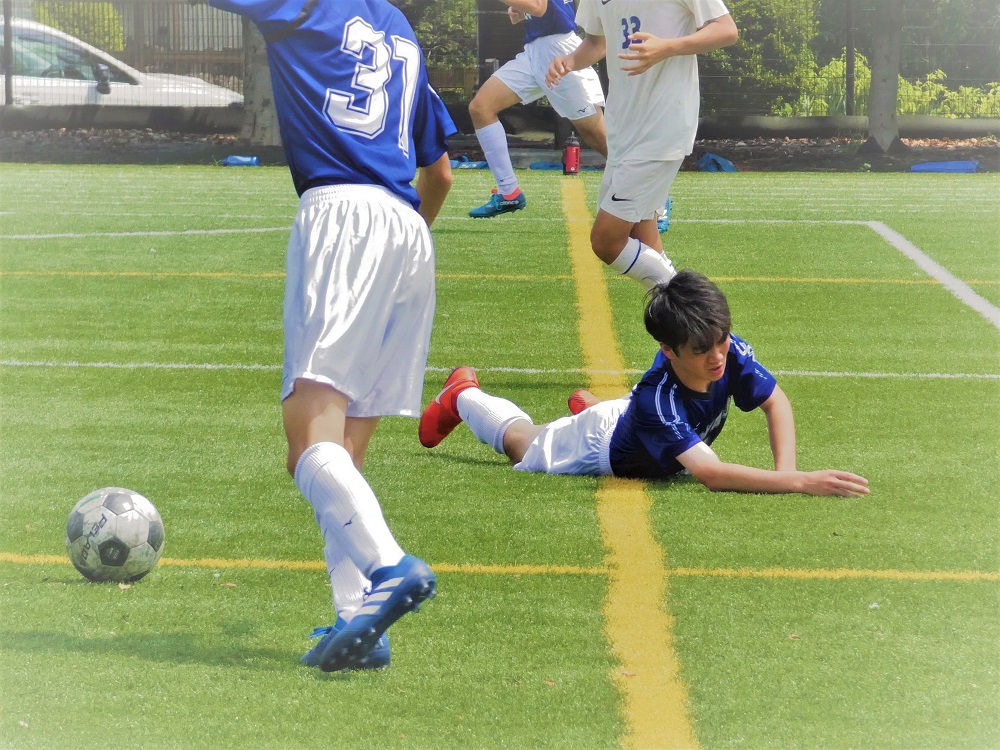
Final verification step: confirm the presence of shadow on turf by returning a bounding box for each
[2,629,300,671]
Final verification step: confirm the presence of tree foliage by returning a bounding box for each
[390,0,476,69]
[700,0,818,115]
[775,53,1000,118]
[34,1,124,52]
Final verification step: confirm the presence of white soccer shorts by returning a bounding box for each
[495,32,605,121]
[597,158,683,223]
[281,184,435,418]
[514,397,631,476]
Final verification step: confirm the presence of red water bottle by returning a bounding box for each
[562,134,580,175]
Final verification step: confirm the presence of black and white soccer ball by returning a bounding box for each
[66,487,165,582]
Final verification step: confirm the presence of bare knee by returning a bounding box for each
[286,446,303,479]
[468,93,497,130]
[502,419,544,465]
[590,222,627,265]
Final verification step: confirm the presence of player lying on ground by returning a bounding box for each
[419,271,869,497]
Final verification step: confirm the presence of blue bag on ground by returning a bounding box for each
[697,153,738,172]
[449,155,489,169]
[910,160,979,173]
[221,155,260,167]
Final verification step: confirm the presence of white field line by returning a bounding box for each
[4,219,995,329]
[0,227,289,240]
[0,359,996,380]
[865,220,1000,330]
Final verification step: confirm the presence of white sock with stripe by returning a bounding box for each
[295,442,404,580]
[475,121,519,196]
[609,238,676,290]
[457,388,532,454]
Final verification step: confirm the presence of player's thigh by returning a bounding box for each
[529,34,605,118]
[492,50,544,105]
[469,75,522,123]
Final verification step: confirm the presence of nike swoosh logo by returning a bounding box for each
[610,194,630,201]
[601,0,612,4]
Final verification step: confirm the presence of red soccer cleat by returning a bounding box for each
[419,367,480,448]
[567,389,600,415]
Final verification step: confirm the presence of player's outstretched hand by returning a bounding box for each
[802,470,870,498]
[546,55,573,89]
[619,32,671,75]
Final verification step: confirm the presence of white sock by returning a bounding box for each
[323,539,367,621]
[457,388,532,454]
[608,238,676,290]
[475,121,519,196]
[294,442,405,580]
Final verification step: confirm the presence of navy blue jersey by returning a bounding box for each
[608,334,777,479]
[524,0,577,44]
[209,0,456,207]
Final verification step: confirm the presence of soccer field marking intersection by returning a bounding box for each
[4,552,998,584]
[562,179,698,750]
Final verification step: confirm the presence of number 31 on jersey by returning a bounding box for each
[325,17,419,157]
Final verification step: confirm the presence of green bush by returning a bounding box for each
[775,51,1000,117]
[33,1,124,53]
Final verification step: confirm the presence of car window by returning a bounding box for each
[10,28,135,84]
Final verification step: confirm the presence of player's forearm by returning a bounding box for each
[569,35,607,71]
[688,459,869,497]
[664,15,739,57]
[695,462,807,494]
[416,153,453,227]
[761,386,796,472]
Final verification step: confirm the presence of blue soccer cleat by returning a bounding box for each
[657,197,673,233]
[317,555,436,673]
[301,616,390,670]
[469,188,526,218]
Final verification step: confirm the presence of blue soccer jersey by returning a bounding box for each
[209,0,456,207]
[608,334,777,479]
[524,0,578,44]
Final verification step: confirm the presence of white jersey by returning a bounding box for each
[576,0,730,164]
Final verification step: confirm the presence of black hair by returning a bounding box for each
[643,270,731,353]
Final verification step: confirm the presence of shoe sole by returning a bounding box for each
[302,635,390,670]
[318,577,435,672]
[469,203,526,219]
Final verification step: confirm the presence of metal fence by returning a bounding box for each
[2,0,998,118]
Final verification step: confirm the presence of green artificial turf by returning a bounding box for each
[1,165,997,749]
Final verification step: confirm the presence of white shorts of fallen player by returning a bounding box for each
[281,184,435,418]
[515,396,631,476]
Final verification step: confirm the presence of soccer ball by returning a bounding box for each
[66,487,165,582]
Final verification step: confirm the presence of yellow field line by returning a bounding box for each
[562,179,698,750]
[3,552,997,583]
[3,270,996,285]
